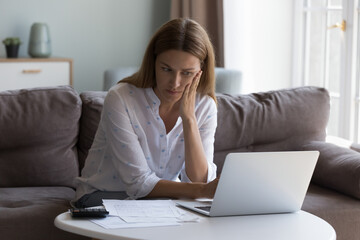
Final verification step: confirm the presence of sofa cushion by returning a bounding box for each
[0,187,89,240]
[78,91,107,170]
[214,86,330,172]
[303,141,360,199]
[0,86,81,188]
[303,184,360,240]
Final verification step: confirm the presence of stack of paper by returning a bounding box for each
[90,199,200,229]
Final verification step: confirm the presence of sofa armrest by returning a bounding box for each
[326,135,360,153]
[303,141,360,199]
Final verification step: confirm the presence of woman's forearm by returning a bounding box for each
[146,179,205,199]
[182,117,208,182]
[146,179,218,199]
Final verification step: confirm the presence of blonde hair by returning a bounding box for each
[121,18,217,103]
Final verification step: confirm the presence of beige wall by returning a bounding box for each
[0,0,170,92]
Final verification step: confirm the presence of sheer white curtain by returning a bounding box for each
[223,0,294,94]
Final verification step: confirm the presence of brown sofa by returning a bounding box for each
[1,85,359,240]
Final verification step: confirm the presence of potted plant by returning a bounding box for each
[2,37,22,58]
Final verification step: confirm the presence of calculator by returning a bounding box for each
[70,208,109,218]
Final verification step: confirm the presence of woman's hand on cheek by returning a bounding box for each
[180,71,202,121]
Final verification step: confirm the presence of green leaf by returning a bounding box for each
[2,37,22,46]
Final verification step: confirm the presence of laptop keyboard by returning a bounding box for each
[195,206,211,212]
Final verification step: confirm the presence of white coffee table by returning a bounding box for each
[55,210,336,240]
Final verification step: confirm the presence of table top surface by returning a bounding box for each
[55,210,336,240]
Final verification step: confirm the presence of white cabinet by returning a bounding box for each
[0,58,73,91]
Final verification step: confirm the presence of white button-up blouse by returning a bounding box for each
[74,82,217,200]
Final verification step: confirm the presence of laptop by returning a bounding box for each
[176,151,319,217]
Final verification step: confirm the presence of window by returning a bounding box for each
[293,0,359,142]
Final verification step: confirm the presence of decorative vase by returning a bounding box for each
[5,45,20,58]
[28,23,51,58]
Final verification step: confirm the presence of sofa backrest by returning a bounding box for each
[79,86,330,175]
[0,86,81,188]
[214,86,330,172]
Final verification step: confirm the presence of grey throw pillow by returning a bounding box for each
[303,141,360,199]
[78,91,107,170]
[0,86,81,188]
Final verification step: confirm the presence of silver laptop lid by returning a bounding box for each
[210,151,319,216]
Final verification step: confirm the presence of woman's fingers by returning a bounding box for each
[182,82,190,101]
[182,71,201,101]
[180,70,202,120]
[190,71,202,93]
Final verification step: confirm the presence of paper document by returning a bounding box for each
[90,199,199,229]
[91,216,180,229]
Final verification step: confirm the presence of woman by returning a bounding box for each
[73,18,218,208]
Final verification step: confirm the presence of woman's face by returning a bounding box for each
[154,49,201,106]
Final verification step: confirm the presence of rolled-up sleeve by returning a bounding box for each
[103,90,160,198]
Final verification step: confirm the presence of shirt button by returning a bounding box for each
[161,149,165,153]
